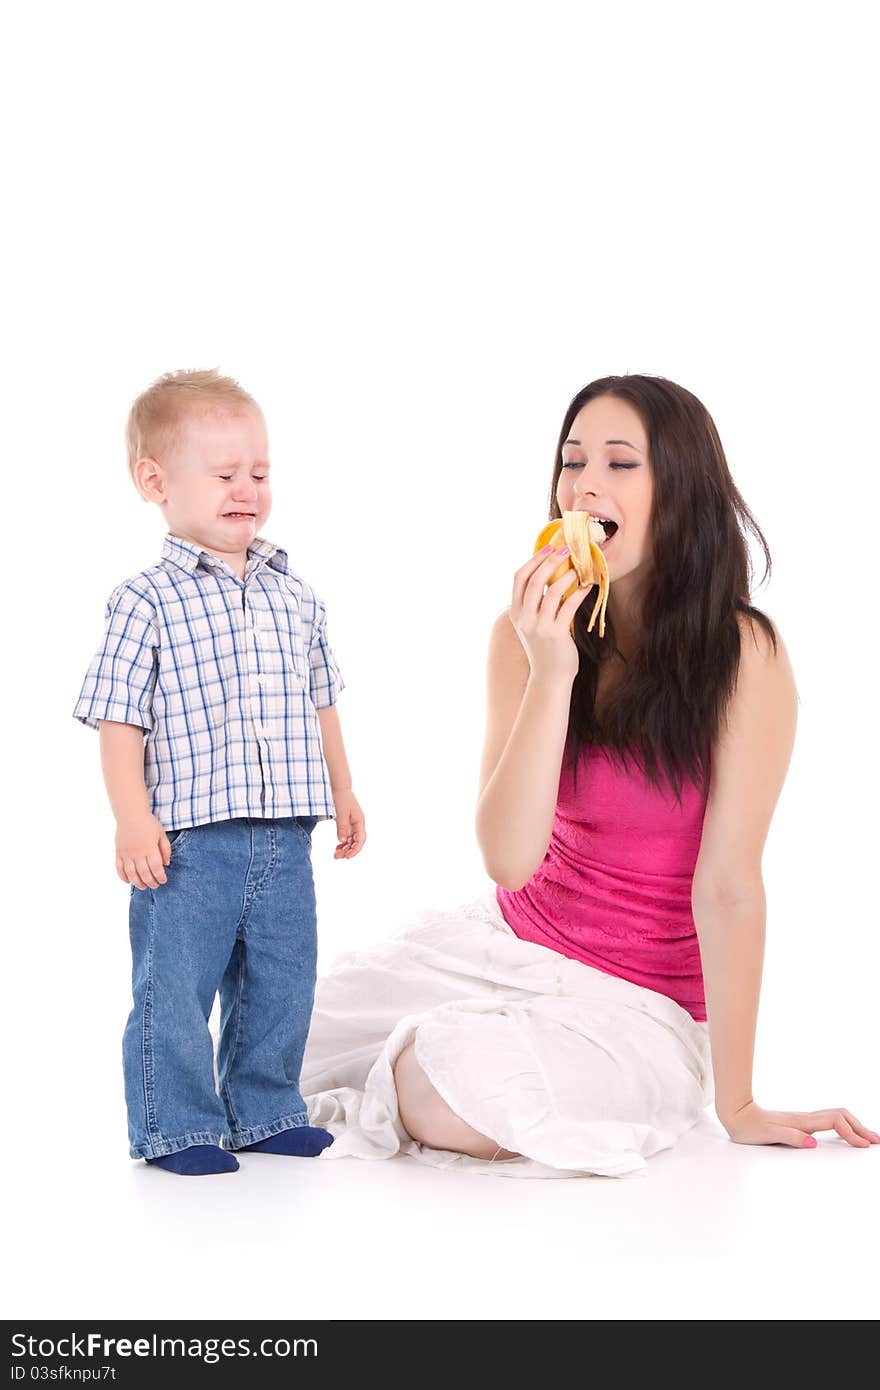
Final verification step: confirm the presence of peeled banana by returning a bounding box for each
[533,510,610,637]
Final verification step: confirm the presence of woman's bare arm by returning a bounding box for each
[476,545,593,890]
[689,618,874,1146]
[475,612,573,889]
[691,616,797,1123]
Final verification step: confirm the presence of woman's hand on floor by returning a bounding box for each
[721,1100,880,1149]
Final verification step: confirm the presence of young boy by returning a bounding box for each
[74,368,365,1176]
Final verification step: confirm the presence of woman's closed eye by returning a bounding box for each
[560,460,640,470]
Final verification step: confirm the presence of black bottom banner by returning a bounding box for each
[4,1319,559,1382]
[6,1321,362,1384]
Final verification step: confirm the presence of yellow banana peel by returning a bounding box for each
[533,510,610,637]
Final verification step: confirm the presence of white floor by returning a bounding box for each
[8,830,880,1323]
[12,738,880,1323]
[7,1106,878,1321]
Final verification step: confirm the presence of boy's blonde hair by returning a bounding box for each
[126,368,259,479]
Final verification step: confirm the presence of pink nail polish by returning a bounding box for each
[556,545,570,557]
[803,1136,818,1148]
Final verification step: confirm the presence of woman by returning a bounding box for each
[302,374,878,1177]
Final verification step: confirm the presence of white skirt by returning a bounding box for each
[302,891,714,1178]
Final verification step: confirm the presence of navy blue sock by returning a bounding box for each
[146,1144,239,1175]
[242,1126,334,1157]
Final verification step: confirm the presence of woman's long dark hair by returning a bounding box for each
[554,375,777,801]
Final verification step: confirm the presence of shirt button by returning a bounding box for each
[256,675,266,685]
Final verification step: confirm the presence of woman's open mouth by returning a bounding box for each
[587,515,619,551]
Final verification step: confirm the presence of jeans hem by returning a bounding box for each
[131,1129,226,1160]
[225,1112,309,1150]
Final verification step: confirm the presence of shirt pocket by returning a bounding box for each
[274,602,309,689]
[196,617,243,686]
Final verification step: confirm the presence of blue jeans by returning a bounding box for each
[123,816,319,1159]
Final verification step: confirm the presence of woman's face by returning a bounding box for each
[555,394,654,609]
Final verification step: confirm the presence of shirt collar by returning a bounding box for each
[161,534,289,579]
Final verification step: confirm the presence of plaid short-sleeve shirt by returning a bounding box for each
[74,534,345,830]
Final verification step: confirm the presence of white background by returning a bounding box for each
[3,0,878,1322]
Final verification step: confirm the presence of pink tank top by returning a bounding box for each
[496,742,709,1020]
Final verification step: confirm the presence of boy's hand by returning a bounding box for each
[331,789,366,860]
[115,813,172,890]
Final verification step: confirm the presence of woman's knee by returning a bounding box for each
[392,1040,517,1161]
